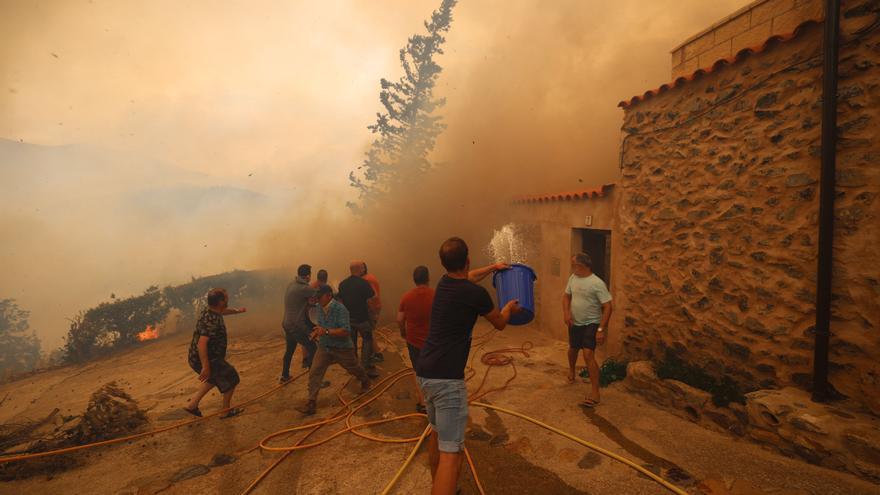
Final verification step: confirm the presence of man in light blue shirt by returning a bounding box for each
[563,252,612,407]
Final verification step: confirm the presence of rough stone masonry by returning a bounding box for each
[616,0,879,416]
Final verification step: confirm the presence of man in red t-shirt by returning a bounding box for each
[397,265,434,413]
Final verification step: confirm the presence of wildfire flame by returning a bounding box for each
[136,325,160,342]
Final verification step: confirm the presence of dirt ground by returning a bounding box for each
[1,319,878,495]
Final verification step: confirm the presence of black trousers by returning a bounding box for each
[282,327,317,378]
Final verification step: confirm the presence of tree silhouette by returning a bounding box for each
[348,0,457,211]
[0,299,41,375]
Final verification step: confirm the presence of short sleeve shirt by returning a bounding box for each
[399,286,435,349]
[416,275,494,380]
[338,276,375,323]
[188,307,228,367]
[363,273,382,311]
[565,274,612,325]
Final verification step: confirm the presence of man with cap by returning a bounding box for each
[297,284,371,416]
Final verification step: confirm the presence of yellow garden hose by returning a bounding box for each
[3,328,690,495]
[471,401,688,495]
[378,425,431,495]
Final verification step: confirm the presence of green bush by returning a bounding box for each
[599,359,628,387]
[655,349,745,407]
[578,358,628,387]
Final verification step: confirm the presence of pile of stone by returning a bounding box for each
[623,361,880,483]
[0,381,148,480]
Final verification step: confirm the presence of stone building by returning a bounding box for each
[512,0,879,480]
[611,0,880,479]
[616,0,878,415]
[508,185,622,350]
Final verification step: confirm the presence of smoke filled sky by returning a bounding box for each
[1,0,750,347]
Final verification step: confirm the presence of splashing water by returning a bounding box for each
[487,223,532,265]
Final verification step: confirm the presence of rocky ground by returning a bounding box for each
[1,319,878,495]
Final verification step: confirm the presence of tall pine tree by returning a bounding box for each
[348,0,457,211]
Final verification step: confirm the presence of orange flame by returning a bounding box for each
[136,325,160,342]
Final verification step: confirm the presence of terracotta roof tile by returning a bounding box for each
[618,19,822,110]
[513,184,614,204]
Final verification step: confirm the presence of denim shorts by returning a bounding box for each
[416,377,468,453]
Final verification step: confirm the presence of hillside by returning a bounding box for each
[1,322,876,495]
[0,138,283,351]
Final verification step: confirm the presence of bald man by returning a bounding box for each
[337,261,379,378]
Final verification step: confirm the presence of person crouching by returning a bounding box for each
[297,284,372,416]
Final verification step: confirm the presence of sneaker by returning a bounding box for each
[279,376,292,384]
[366,368,380,379]
[371,352,384,363]
[320,380,331,389]
[295,400,316,416]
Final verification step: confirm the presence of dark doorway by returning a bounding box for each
[575,228,611,286]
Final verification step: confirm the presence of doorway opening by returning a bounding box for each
[572,228,612,286]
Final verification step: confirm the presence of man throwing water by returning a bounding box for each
[416,237,520,495]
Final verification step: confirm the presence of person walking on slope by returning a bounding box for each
[280,264,318,383]
[338,261,380,378]
[296,284,372,416]
[184,288,247,419]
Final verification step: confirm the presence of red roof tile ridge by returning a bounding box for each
[618,19,823,110]
[512,184,615,204]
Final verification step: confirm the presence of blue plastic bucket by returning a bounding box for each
[492,263,537,326]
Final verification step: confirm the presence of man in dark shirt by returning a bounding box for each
[280,264,318,382]
[185,288,247,419]
[337,261,379,378]
[416,237,520,495]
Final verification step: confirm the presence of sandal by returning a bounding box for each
[220,407,244,419]
[579,399,600,408]
[183,406,203,417]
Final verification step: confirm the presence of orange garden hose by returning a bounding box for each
[2,327,689,495]
[0,368,310,464]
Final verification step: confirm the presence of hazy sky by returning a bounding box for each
[1,0,751,347]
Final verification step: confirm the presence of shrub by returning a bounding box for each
[656,349,745,407]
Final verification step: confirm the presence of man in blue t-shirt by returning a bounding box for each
[416,237,520,495]
[563,252,613,408]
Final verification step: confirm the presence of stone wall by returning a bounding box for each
[618,2,880,415]
[624,360,880,482]
[671,0,824,79]
[510,189,622,354]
